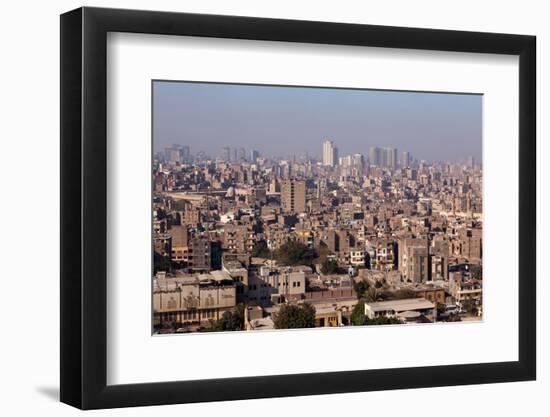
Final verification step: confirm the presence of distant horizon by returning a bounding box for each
[153,81,482,162]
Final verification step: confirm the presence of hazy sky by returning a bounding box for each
[153,81,482,162]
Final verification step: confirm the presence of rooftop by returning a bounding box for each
[366,298,435,312]
[154,270,234,291]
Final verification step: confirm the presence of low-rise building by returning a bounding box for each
[314,306,342,327]
[449,272,482,303]
[364,298,436,322]
[413,285,446,305]
[153,271,236,328]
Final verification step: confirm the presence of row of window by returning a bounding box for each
[161,309,217,322]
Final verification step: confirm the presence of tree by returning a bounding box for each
[470,264,483,280]
[462,299,478,316]
[391,289,417,300]
[351,301,367,326]
[251,240,270,258]
[353,280,370,299]
[274,241,316,266]
[320,258,339,275]
[365,316,402,325]
[273,303,316,329]
[314,243,331,264]
[202,304,245,332]
[153,252,171,273]
[364,287,386,303]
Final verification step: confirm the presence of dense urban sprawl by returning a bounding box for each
[153,141,482,333]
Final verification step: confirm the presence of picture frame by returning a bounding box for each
[60,6,536,410]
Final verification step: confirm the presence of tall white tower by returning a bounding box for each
[323,140,336,167]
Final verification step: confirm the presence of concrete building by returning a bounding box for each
[412,285,446,305]
[381,147,398,170]
[401,151,411,168]
[369,146,397,169]
[153,271,236,328]
[314,306,342,327]
[281,179,306,213]
[449,272,483,303]
[221,146,231,162]
[180,145,190,163]
[323,140,337,167]
[350,249,366,266]
[172,199,201,226]
[399,238,431,283]
[364,298,436,322]
[170,226,211,272]
[222,260,249,303]
[221,224,257,254]
[369,146,381,166]
[250,149,260,163]
[164,144,183,163]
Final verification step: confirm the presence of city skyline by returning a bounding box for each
[161,142,478,169]
[152,80,483,334]
[153,81,482,162]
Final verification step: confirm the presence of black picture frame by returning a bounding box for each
[60,6,536,410]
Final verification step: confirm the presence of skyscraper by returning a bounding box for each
[222,146,231,162]
[165,144,182,163]
[339,155,352,167]
[181,145,190,163]
[250,149,260,163]
[369,146,397,169]
[281,179,306,213]
[383,147,398,170]
[238,147,246,161]
[369,146,381,166]
[323,140,337,167]
[390,148,398,169]
[352,153,364,168]
[401,151,411,168]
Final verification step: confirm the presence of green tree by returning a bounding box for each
[462,299,478,316]
[365,316,402,325]
[320,258,339,275]
[470,264,483,280]
[153,252,171,273]
[202,304,246,332]
[273,303,316,329]
[364,287,386,303]
[391,289,417,300]
[353,280,370,299]
[351,301,367,326]
[274,241,316,266]
[314,243,331,263]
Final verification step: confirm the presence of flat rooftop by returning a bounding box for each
[366,298,434,312]
[209,270,233,281]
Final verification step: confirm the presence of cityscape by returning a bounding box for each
[152,82,483,334]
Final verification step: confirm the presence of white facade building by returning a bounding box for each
[323,140,338,167]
